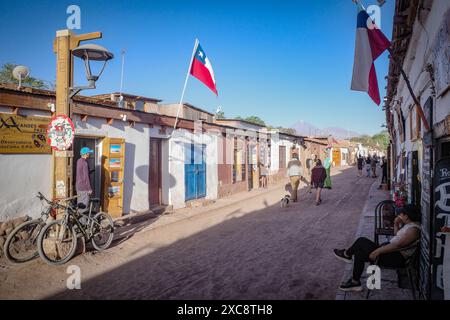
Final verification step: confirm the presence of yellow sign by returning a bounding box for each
[0,113,51,154]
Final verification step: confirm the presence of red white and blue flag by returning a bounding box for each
[351,3,391,105]
[190,42,218,95]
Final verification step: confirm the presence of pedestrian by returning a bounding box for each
[371,154,378,178]
[324,155,332,189]
[365,156,371,177]
[311,159,327,205]
[259,162,268,188]
[305,154,316,194]
[379,157,388,187]
[357,155,364,177]
[287,153,303,202]
[76,147,94,212]
[333,204,421,291]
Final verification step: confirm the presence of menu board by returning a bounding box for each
[432,157,450,300]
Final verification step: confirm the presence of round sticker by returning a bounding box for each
[47,115,75,151]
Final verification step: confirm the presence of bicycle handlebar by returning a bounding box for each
[36,192,80,206]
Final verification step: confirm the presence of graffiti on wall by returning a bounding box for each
[433,158,450,300]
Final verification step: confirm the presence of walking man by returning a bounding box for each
[287,153,303,202]
[76,147,94,211]
[357,155,364,177]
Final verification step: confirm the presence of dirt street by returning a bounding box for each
[0,166,377,299]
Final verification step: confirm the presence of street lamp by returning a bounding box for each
[70,43,114,98]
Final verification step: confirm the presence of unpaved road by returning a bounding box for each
[0,166,376,299]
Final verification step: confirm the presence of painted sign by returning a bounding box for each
[109,158,121,168]
[0,113,51,154]
[432,157,450,300]
[110,144,121,154]
[47,115,75,151]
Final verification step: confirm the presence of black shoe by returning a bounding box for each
[315,201,320,206]
[339,278,362,292]
[333,249,352,263]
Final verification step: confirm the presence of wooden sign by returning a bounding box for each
[0,113,51,154]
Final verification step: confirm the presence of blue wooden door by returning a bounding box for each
[185,144,207,201]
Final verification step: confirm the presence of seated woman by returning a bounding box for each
[333,204,421,291]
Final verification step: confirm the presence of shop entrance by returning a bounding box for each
[73,137,101,199]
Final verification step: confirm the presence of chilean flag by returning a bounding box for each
[351,3,391,105]
[190,42,218,95]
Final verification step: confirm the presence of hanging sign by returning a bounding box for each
[0,113,51,154]
[47,115,75,151]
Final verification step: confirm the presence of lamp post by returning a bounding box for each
[52,29,113,201]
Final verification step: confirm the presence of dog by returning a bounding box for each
[281,194,291,208]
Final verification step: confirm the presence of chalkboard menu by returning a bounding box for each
[431,157,450,300]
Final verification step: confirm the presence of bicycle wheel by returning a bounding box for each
[37,219,77,265]
[91,212,114,251]
[4,219,44,264]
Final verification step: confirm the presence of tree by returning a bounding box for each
[0,63,50,89]
[350,131,390,150]
[215,111,225,119]
[235,115,266,126]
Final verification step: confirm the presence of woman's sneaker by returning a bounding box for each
[339,278,363,292]
[333,249,352,263]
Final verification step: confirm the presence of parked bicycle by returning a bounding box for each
[3,192,76,264]
[37,197,114,265]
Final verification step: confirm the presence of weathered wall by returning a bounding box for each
[0,107,52,221]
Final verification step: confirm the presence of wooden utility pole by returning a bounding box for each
[52,30,102,200]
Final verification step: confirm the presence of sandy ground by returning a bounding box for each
[0,166,377,300]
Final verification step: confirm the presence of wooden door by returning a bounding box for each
[102,137,125,218]
[185,144,207,201]
[149,138,162,206]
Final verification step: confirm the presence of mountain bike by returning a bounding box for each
[37,198,114,265]
[3,192,76,264]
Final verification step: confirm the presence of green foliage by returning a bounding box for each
[350,131,389,150]
[215,111,225,119]
[0,63,50,89]
[234,115,266,126]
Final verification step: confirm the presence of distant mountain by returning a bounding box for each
[290,121,361,140]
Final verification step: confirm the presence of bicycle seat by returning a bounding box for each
[77,203,87,209]
[90,198,100,203]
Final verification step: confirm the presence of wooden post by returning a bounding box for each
[52,30,102,202]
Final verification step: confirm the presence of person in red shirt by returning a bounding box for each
[311,159,327,206]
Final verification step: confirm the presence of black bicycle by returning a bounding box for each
[3,192,75,264]
[37,198,114,265]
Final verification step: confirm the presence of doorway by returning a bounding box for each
[149,138,162,206]
[411,151,421,208]
[185,144,207,201]
[73,137,101,199]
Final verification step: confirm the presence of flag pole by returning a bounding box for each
[351,0,430,132]
[173,38,199,131]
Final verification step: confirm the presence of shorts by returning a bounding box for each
[313,182,324,189]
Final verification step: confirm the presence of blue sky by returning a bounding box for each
[0,0,394,135]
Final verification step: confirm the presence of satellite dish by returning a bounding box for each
[12,65,30,89]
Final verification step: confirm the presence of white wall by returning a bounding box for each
[74,116,152,213]
[0,107,52,221]
[270,133,295,172]
[167,128,218,209]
